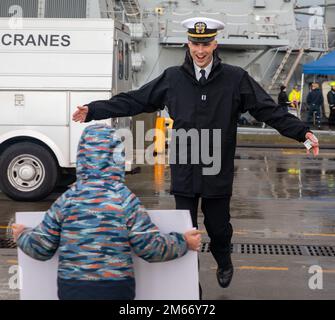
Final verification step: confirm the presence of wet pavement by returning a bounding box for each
[0,147,334,299]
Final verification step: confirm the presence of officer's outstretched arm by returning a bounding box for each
[240,73,311,144]
[72,70,170,122]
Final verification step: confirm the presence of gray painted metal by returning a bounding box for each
[45,0,87,18]
[325,0,335,48]
[0,0,38,17]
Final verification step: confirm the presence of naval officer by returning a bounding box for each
[72,17,319,289]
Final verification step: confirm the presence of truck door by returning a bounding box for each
[112,29,132,130]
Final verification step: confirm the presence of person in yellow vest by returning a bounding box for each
[288,85,301,109]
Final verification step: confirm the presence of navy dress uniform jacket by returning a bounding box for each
[85,50,310,198]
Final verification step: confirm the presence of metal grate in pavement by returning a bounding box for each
[200,242,335,257]
[0,238,17,249]
[306,245,335,257]
[239,244,303,256]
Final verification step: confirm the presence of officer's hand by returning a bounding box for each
[305,132,319,156]
[72,106,89,123]
[184,229,202,251]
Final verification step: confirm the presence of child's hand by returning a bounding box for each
[12,224,26,242]
[184,229,202,251]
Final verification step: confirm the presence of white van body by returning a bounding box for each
[0,18,132,200]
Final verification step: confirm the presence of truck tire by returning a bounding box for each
[0,142,58,201]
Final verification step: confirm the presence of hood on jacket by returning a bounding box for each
[76,124,125,183]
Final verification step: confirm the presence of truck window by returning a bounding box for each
[118,39,124,80]
[125,42,130,81]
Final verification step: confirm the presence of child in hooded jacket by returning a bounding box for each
[13,124,201,300]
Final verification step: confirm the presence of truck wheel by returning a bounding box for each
[0,142,58,201]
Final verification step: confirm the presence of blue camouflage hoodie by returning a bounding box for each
[17,124,188,283]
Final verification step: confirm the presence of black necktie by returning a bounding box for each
[199,69,206,86]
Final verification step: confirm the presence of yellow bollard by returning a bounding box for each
[154,153,166,192]
[165,118,173,129]
[164,118,174,150]
[154,117,166,154]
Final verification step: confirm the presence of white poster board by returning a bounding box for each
[16,210,199,300]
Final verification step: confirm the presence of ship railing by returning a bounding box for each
[103,8,161,24]
[119,0,141,16]
[248,13,280,39]
[102,9,136,22]
[103,7,299,43]
[161,12,282,40]
[293,26,328,51]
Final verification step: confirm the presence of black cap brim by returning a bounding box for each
[188,36,215,43]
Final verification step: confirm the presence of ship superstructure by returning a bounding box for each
[0,0,333,115]
[104,1,328,92]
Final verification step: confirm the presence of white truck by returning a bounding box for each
[0,18,132,201]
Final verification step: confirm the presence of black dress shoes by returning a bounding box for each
[216,265,234,288]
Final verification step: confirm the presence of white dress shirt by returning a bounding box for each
[193,59,213,81]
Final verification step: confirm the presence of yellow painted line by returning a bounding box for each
[237,266,289,271]
[303,233,335,237]
[322,270,335,274]
[230,229,335,237]
[282,151,307,155]
[6,260,18,264]
[210,266,289,271]
[282,151,335,156]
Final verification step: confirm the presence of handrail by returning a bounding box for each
[293,27,329,51]
[261,47,281,81]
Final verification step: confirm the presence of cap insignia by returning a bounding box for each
[194,22,207,34]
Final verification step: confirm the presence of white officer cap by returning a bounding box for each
[181,17,225,43]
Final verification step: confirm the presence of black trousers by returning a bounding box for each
[307,104,321,125]
[175,195,233,269]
